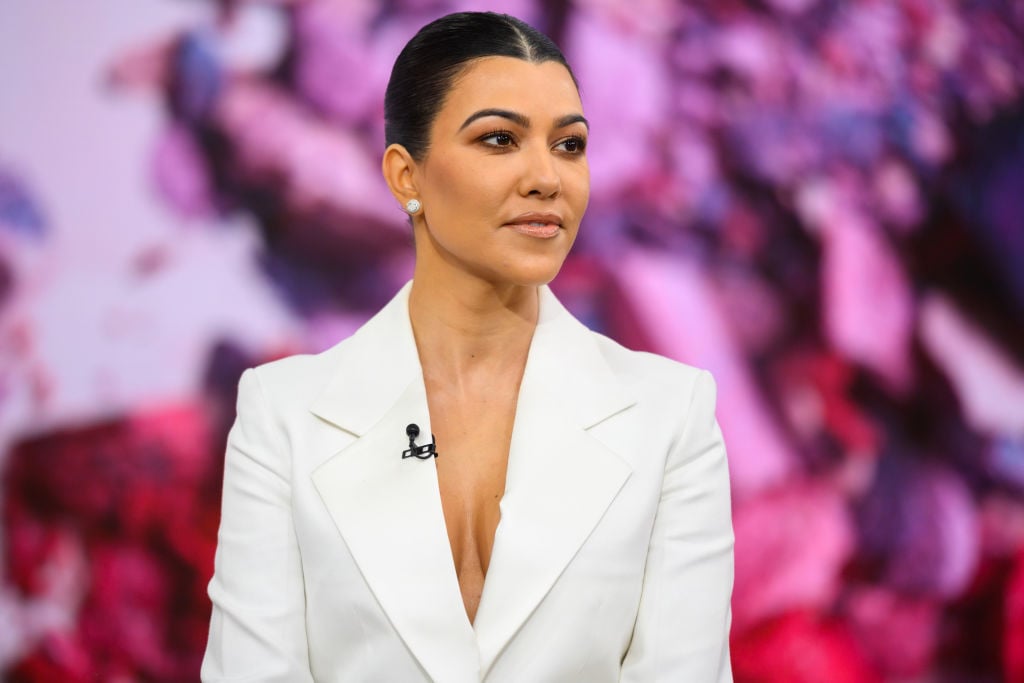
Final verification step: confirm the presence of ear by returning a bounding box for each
[381,143,420,207]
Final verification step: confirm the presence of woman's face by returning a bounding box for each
[412,56,590,287]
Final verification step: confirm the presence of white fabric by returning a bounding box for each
[202,282,734,682]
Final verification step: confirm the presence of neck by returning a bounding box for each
[408,265,540,384]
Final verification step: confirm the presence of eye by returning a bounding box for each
[555,135,587,154]
[480,130,516,148]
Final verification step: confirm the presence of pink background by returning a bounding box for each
[1,1,1023,680]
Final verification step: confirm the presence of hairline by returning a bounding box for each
[412,54,580,162]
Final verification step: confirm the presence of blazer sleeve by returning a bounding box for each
[620,370,734,682]
[202,368,315,683]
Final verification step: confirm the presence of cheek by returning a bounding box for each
[419,156,512,256]
[564,163,591,216]
[429,154,508,210]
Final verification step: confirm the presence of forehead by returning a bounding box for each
[436,56,583,126]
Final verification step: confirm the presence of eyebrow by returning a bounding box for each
[458,108,590,132]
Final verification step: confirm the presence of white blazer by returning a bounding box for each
[202,282,733,682]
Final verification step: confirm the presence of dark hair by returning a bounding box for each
[384,12,577,160]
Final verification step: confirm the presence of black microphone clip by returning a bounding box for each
[402,423,438,460]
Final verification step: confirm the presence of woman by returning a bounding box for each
[202,11,733,683]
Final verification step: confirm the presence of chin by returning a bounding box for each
[491,235,576,286]
[490,257,568,288]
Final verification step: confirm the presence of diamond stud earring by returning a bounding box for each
[405,199,422,214]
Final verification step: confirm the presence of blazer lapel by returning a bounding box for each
[473,287,637,676]
[309,283,480,683]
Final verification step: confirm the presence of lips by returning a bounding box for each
[503,212,563,239]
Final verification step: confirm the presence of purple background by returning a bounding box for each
[1,1,1023,680]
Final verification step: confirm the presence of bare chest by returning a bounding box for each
[427,383,518,624]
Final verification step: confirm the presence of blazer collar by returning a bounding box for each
[310,281,422,437]
[310,281,633,435]
[310,281,637,681]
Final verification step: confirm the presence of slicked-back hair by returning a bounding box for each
[384,12,578,161]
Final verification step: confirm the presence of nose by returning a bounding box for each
[518,145,561,199]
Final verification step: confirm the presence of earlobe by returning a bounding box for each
[381,143,420,209]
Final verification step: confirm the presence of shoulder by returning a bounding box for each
[575,326,724,479]
[587,329,714,403]
[243,337,354,407]
[245,280,414,401]
[541,283,718,419]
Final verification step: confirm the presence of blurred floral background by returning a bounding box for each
[1,0,1023,680]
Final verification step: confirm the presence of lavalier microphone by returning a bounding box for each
[402,423,438,459]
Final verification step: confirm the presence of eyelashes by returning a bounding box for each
[556,135,587,153]
[479,129,516,147]
[477,129,588,154]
